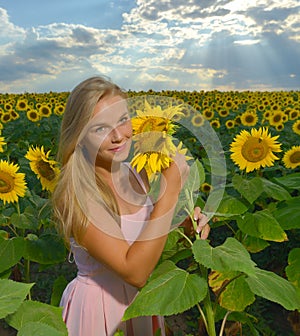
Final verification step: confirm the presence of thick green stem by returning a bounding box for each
[200,264,216,336]
[24,258,32,300]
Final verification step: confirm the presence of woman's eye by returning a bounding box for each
[120,116,130,124]
[95,126,107,133]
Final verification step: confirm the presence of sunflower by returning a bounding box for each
[275,124,284,132]
[54,104,65,116]
[38,104,52,118]
[25,146,60,192]
[218,109,229,118]
[269,110,285,127]
[202,108,214,120]
[0,136,6,152]
[225,120,235,129]
[1,113,12,123]
[130,100,186,179]
[0,160,27,204]
[191,114,205,127]
[210,119,220,129]
[27,109,40,122]
[200,182,212,193]
[16,99,28,111]
[292,120,300,135]
[283,146,300,169]
[230,127,282,172]
[288,109,299,121]
[240,111,258,127]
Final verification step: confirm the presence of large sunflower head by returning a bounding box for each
[0,160,27,204]
[25,146,60,192]
[131,99,183,136]
[283,146,300,169]
[230,127,282,172]
[130,99,186,179]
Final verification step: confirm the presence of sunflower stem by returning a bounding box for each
[199,264,216,336]
[176,227,193,246]
[24,258,32,300]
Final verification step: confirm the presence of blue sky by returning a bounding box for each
[0,0,299,93]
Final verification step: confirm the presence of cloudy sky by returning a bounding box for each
[0,0,299,93]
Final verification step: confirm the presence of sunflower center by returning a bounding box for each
[37,160,55,180]
[290,151,300,164]
[0,171,14,193]
[245,115,255,123]
[273,114,281,122]
[139,117,168,133]
[241,137,269,162]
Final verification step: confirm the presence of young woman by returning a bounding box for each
[52,76,209,336]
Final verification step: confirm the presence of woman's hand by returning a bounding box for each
[181,206,210,240]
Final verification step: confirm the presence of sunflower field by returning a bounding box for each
[0,89,300,336]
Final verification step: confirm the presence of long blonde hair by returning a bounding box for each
[52,76,126,246]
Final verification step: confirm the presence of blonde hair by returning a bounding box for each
[52,76,126,246]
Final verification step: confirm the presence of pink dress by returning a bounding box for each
[60,168,165,336]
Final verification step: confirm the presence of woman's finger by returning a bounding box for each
[200,223,210,240]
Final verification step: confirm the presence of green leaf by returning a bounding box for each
[24,233,66,264]
[6,300,67,334]
[192,238,256,275]
[207,192,248,220]
[50,275,68,307]
[11,206,39,230]
[273,173,300,190]
[209,271,255,311]
[173,160,205,224]
[232,175,263,204]
[285,248,300,289]
[18,321,67,336]
[242,235,270,253]
[0,279,33,319]
[237,209,288,242]
[273,197,300,230]
[220,276,255,311]
[184,159,205,191]
[123,261,207,319]
[0,237,25,273]
[246,268,300,311]
[261,178,292,201]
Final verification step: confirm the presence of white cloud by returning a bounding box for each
[0,1,299,92]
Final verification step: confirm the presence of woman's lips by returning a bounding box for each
[109,142,127,152]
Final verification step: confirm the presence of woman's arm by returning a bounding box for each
[81,153,189,288]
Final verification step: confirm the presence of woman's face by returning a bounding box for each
[83,95,133,167]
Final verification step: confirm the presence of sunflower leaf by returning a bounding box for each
[285,248,300,289]
[261,178,292,201]
[209,271,255,311]
[6,300,67,334]
[0,236,25,273]
[245,268,300,310]
[192,238,256,275]
[273,196,300,230]
[18,321,67,336]
[237,209,288,242]
[0,279,33,319]
[272,172,300,190]
[232,175,263,204]
[123,260,207,319]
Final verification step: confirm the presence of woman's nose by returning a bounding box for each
[110,126,122,142]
